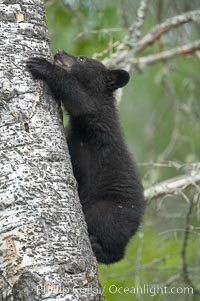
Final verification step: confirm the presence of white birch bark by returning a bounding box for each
[0,1,104,300]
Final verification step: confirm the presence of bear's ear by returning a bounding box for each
[107,69,130,91]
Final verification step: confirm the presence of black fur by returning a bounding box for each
[27,50,145,264]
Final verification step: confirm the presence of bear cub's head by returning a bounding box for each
[54,50,130,94]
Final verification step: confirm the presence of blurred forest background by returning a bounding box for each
[44,0,200,300]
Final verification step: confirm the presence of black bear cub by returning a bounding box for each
[27,50,145,264]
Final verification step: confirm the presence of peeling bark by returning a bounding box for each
[0,1,104,300]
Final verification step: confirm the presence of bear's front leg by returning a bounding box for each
[26,57,55,80]
[27,57,66,100]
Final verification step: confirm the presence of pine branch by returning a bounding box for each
[128,0,150,47]
[136,9,200,52]
[104,9,200,68]
[127,40,200,67]
[144,172,200,200]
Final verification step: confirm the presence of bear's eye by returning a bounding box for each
[77,56,86,64]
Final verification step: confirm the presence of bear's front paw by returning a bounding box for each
[89,235,103,252]
[26,57,51,79]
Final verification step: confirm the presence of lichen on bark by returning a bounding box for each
[0,1,104,300]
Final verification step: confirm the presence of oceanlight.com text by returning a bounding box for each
[107,284,193,296]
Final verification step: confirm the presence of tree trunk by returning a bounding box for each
[0,1,104,300]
